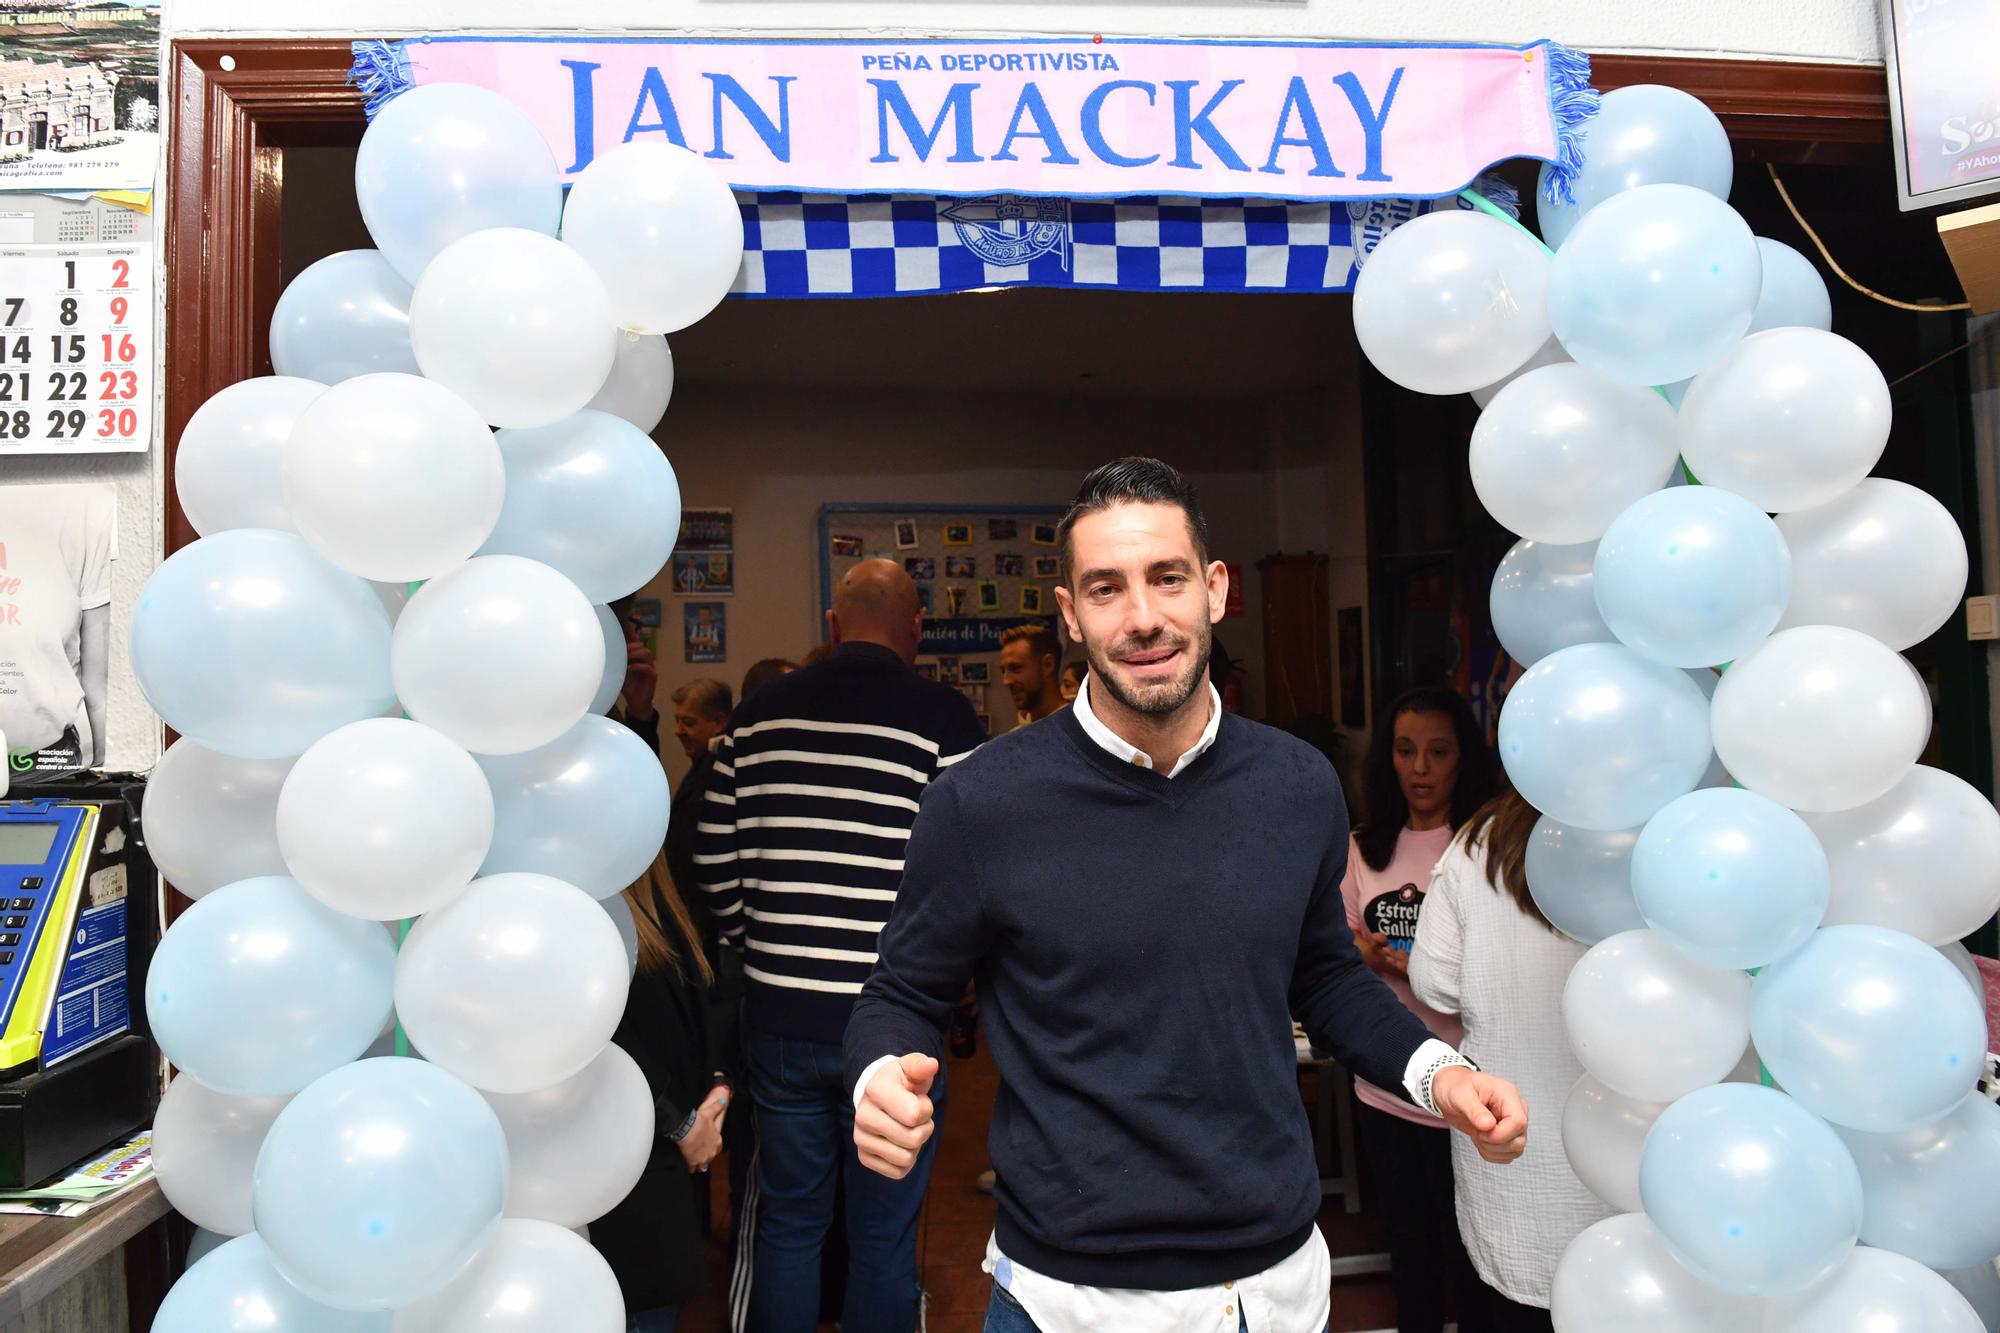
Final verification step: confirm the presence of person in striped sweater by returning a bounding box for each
[695,557,985,1333]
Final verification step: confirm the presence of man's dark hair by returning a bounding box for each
[1057,457,1210,586]
[1000,622,1062,668]
[741,657,797,702]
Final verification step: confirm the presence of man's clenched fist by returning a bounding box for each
[856,1053,938,1179]
[1433,1065,1528,1164]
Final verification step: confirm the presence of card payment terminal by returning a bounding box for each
[0,796,153,1185]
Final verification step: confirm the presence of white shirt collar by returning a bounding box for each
[1074,672,1222,779]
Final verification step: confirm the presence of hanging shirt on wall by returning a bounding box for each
[0,484,113,770]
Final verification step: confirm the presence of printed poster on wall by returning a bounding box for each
[677,508,734,552]
[684,601,726,663]
[0,3,159,192]
[0,482,115,781]
[672,551,734,596]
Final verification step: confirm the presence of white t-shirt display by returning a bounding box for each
[0,484,114,763]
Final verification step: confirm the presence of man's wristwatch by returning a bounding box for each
[1419,1053,1480,1117]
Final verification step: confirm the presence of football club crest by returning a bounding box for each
[942,195,1071,268]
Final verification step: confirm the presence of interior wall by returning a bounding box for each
[638,380,1307,786]
[164,0,1885,64]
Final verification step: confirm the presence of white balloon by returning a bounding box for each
[410,228,616,429]
[184,1226,232,1269]
[282,373,503,583]
[1552,1213,1769,1333]
[389,1219,623,1333]
[1679,329,1892,513]
[1562,1075,1666,1214]
[1489,539,1615,669]
[152,1075,290,1236]
[589,604,624,715]
[1775,479,1969,651]
[1352,209,1552,395]
[1940,941,1986,1000]
[1939,1259,2000,1331]
[601,892,640,977]
[1471,334,1570,409]
[392,557,604,756]
[355,83,563,285]
[559,141,745,335]
[371,581,411,625]
[586,331,674,434]
[1471,364,1680,543]
[1562,929,1751,1103]
[145,740,294,899]
[482,1044,654,1227]
[1712,627,1931,813]
[1764,1246,1984,1333]
[175,377,326,537]
[395,873,629,1094]
[277,719,495,921]
[269,250,420,384]
[1800,766,2000,946]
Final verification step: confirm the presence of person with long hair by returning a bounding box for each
[1340,687,1496,1333]
[1409,791,1611,1332]
[592,853,733,1333]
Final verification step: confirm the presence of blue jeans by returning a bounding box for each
[628,1307,678,1333]
[744,1033,946,1333]
[983,1283,1329,1332]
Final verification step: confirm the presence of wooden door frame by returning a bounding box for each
[163,39,1893,555]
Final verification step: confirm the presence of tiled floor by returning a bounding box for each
[678,1045,1407,1332]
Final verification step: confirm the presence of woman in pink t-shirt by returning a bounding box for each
[1339,686,1496,1333]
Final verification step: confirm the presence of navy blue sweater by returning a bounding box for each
[844,705,1437,1290]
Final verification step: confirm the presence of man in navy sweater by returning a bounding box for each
[845,459,1527,1332]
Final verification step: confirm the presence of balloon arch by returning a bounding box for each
[136,71,1999,1333]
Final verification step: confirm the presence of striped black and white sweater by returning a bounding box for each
[693,641,987,1044]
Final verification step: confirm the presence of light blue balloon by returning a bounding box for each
[155,1234,388,1333]
[1753,924,1987,1133]
[1639,1082,1862,1297]
[131,530,397,758]
[1632,787,1829,970]
[1838,1094,2000,1271]
[1489,539,1614,669]
[479,410,683,604]
[1497,642,1714,831]
[590,604,625,714]
[253,1058,508,1311]
[269,250,420,385]
[1748,237,1833,335]
[476,714,670,899]
[1524,816,1647,944]
[1593,486,1792,668]
[1548,183,1763,387]
[1537,84,1733,249]
[145,877,397,1097]
[355,84,563,284]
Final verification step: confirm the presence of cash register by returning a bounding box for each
[0,792,155,1187]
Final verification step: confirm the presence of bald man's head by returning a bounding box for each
[829,558,923,662]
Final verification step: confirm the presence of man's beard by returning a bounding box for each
[1084,623,1211,718]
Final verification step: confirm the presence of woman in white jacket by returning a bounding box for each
[1409,790,1610,1332]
